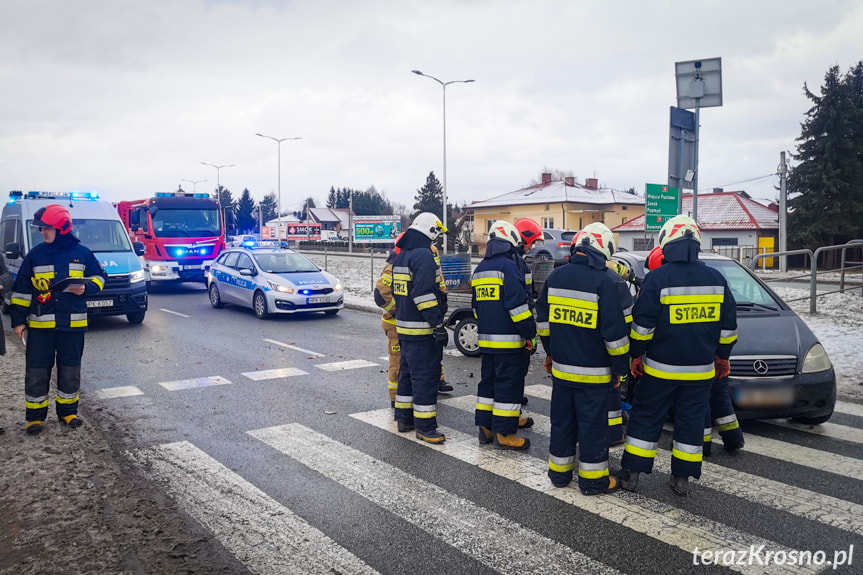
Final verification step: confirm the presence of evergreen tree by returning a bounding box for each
[217,187,235,212]
[788,61,863,249]
[236,188,257,233]
[412,172,443,219]
[326,187,337,208]
[258,193,278,224]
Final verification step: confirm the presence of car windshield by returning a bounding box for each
[29,219,133,252]
[254,252,320,273]
[703,259,780,308]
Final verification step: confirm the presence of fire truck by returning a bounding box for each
[117,191,234,284]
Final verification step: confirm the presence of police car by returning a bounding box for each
[207,241,343,318]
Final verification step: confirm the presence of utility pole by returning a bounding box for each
[779,151,788,272]
[348,191,354,253]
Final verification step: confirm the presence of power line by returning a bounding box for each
[701,173,775,191]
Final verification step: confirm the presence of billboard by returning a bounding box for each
[262,223,321,241]
[352,216,402,243]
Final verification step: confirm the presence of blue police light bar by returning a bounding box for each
[20,190,99,201]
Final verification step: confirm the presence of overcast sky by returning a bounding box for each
[1,0,860,214]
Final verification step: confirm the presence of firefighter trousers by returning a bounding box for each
[704,376,743,453]
[382,320,400,403]
[547,381,611,492]
[622,374,711,479]
[475,351,525,436]
[24,330,85,422]
[395,337,440,434]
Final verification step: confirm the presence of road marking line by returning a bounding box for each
[92,386,144,399]
[264,338,325,358]
[379,356,389,361]
[315,359,378,372]
[442,394,863,537]
[159,376,232,391]
[762,419,863,445]
[249,423,622,575]
[159,308,190,317]
[836,400,863,418]
[242,367,308,381]
[352,408,815,575]
[130,441,378,575]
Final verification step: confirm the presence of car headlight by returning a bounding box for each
[268,281,294,294]
[130,269,146,283]
[801,343,832,373]
[333,282,342,291]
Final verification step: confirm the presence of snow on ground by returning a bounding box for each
[304,252,863,402]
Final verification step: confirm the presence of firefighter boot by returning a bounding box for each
[26,421,44,436]
[618,468,641,492]
[397,421,415,433]
[416,429,446,444]
[669,474,690,497]
[495,433,530,451]
[581,476,620,497]
[61,415,83,428]
[518,416,534,429]
[437,380,454,393]
[478,426,493,445]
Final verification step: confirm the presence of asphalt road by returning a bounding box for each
[80,283,863,575]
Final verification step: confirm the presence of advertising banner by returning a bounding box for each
[352,216,402,243]
[262,223,321,241]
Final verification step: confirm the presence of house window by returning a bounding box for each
[622,206,628,211]
[578,217,583,230]
[541,217,554,228]
[622,217,627,225]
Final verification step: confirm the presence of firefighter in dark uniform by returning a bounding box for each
[643,245,744,457]
[391,212,448,444]
[472,221,537,450]
[10,204,107,435]
[619,215,738,496]
[513,218,544,406]
[536,224,629,495]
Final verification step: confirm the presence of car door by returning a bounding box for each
[217,252,241,304]
[235,253,257,308]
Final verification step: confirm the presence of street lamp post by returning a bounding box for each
[180,179,207,193]
[200,162,236,207]
[412,69,475,254]
[256,133,302,241]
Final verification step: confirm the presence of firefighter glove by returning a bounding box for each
[525,337,537,355]
[433,326,449,346]
[631,356,645,377]
[715,357,731,379]
[614,373,628,390]
[544,355,553,374]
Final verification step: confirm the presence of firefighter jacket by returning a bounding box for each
[392,229,444,340]
[10,233,106,331]
[374,252,398,324]
[512,247,536,303]
[536,246,630,385]
[608,268,634,324]
[471,238,536,354]
[629,238,738,381]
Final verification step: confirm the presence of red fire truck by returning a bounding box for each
[117,191,234,284]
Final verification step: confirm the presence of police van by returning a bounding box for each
[1,190,148,324]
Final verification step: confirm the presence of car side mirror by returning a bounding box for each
[239,268,255,277]
[133,241,146,256]
[4,242,21,260]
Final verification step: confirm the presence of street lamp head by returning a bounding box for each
[411,70,423,75]
[465,79,476,83]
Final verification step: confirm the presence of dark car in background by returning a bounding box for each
[525,229,577,267]
[612,251,836,424]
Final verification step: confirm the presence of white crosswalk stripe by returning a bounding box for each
[249,423,623,575]
[836,400,863,418]
[242,367,308,381]
[315,359,379,371]
[762,419,863,445]
[352,408,819,575]
[158,375,232,391]
[441,394,863,538]
[92,385,144,399]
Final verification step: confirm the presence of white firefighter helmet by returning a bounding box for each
[658,214,702,248]
[488,220,521,247]
[410,212,447,240]
[571,222,615,260]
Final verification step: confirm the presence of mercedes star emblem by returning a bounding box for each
[753,359,769,375]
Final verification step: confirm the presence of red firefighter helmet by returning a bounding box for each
[393,232,405,254]
[647,246,664,270]
[32,204,73,235]
[514,218,543,249]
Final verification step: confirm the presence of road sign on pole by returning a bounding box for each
[644,184,680,231]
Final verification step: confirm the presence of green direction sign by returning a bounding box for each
[644,184,680,231]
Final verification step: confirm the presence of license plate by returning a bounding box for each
[734,387,795,409]
[183,264,203,270]
[308,296,329,304]
[86,299,113,308]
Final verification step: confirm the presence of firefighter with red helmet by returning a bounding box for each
[472,220,536,450]
[391,213,448,443]
[641,244,744,457]
[10,204,107,435]
[536,223,629,495]
[619,215,738,496]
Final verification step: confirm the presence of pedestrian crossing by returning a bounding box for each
[124,386,863,575]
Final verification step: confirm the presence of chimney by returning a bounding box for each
[712,187,724,194]
[541,172,552,184]
[564,176,575,186]
[585,178,599,190]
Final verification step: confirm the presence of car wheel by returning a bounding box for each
[454,318,480,357]
[126,311,146,324]
[324,309,339,316]
[253,291,269,319]
[208,283,224,308]
[790,411,833,425]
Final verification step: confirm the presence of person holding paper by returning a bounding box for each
[10,204,107,435]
